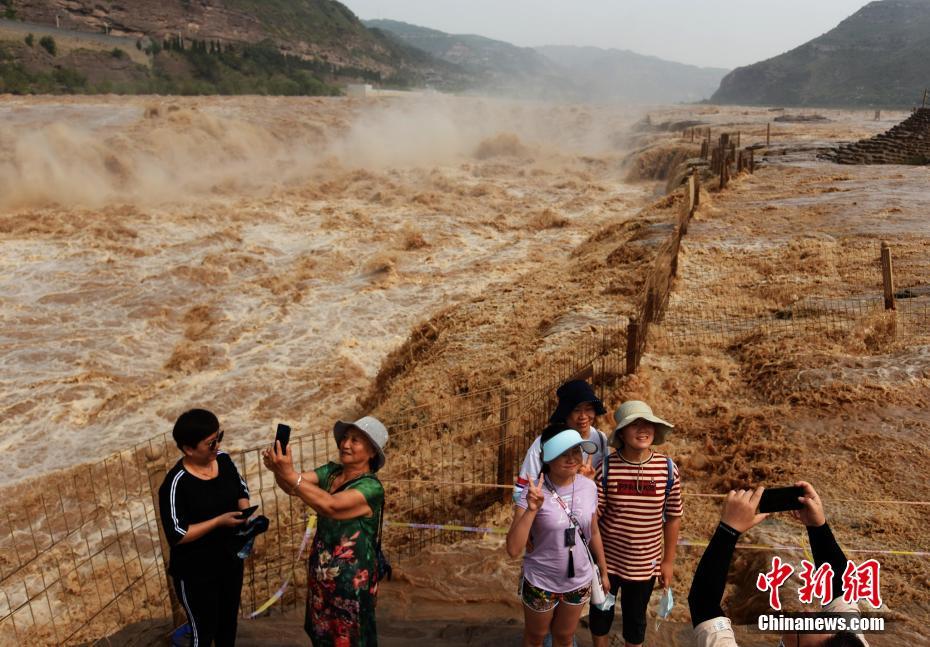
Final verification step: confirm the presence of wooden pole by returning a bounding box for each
[693,170,701,208]
[749,148,755,174]
[766,122,771,146]
[687,173,696,218]
[881,241,895,310]
[146,444,187,629]
[719,133,730,189]
[625,317,639,375]
[737,131,741,147]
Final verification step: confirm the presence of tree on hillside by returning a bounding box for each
[39,36,57,56]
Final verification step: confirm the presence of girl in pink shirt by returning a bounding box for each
[507,425,612,647]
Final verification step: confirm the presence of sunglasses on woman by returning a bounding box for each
[207,430,224,450]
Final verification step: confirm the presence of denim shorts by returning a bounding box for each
[520,577,591,613]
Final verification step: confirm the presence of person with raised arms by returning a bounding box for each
[688,483,869,647]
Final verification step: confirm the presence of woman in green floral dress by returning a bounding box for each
[264,416,389,647]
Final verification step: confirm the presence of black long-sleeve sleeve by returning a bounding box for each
[806,522,848,602]
[688,521,741,627]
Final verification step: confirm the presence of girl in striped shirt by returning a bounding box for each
[590,401,683,647]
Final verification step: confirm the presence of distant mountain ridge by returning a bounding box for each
[536,45,728,104]
[364,18,570,97]
[712,0,930,107]
[367,18,729,103]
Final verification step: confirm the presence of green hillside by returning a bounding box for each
[712,0,930,107]
[0,0,466,94]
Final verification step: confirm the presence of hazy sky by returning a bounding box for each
[343,0,869,69]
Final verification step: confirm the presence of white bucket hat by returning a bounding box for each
[333,416,388,471]
[611,401,674,446]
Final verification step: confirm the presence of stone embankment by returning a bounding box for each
[823,108,930,164]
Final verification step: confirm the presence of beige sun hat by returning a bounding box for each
[611,400,674,446]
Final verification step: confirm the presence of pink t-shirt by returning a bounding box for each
[517,475,597,593]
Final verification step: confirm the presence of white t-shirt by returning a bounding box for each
[518,427,609,480]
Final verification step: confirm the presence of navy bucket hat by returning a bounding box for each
[548,379,607,424]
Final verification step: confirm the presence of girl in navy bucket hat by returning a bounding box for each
[514,380,611,503]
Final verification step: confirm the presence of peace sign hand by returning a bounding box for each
[579,453,596,480]
[526,475,546,512]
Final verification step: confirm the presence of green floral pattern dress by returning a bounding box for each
[305,462,384,647]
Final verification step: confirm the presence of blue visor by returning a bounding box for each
[542,429,598,463]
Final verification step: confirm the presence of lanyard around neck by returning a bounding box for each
[544,477,588,544]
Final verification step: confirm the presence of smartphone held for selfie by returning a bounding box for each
[758,486,805,513]
[237,504,259,520]
[275,423,291,454]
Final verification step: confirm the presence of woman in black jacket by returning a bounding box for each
[158,409,251,646]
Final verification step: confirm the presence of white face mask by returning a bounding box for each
[593,591,616,611]
[655,587,674,630]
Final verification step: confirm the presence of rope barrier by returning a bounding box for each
[384,521,930,557]
[248,514,317,618]
[382,479,930,506]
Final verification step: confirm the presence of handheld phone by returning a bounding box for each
[275,423,291,454]
[237,504,259,520]
[758,486,805,513]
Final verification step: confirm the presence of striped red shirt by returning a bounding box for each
[597,451,683,581]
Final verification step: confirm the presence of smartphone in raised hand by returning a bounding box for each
[275,423,291,454]
[758,485,805,513]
